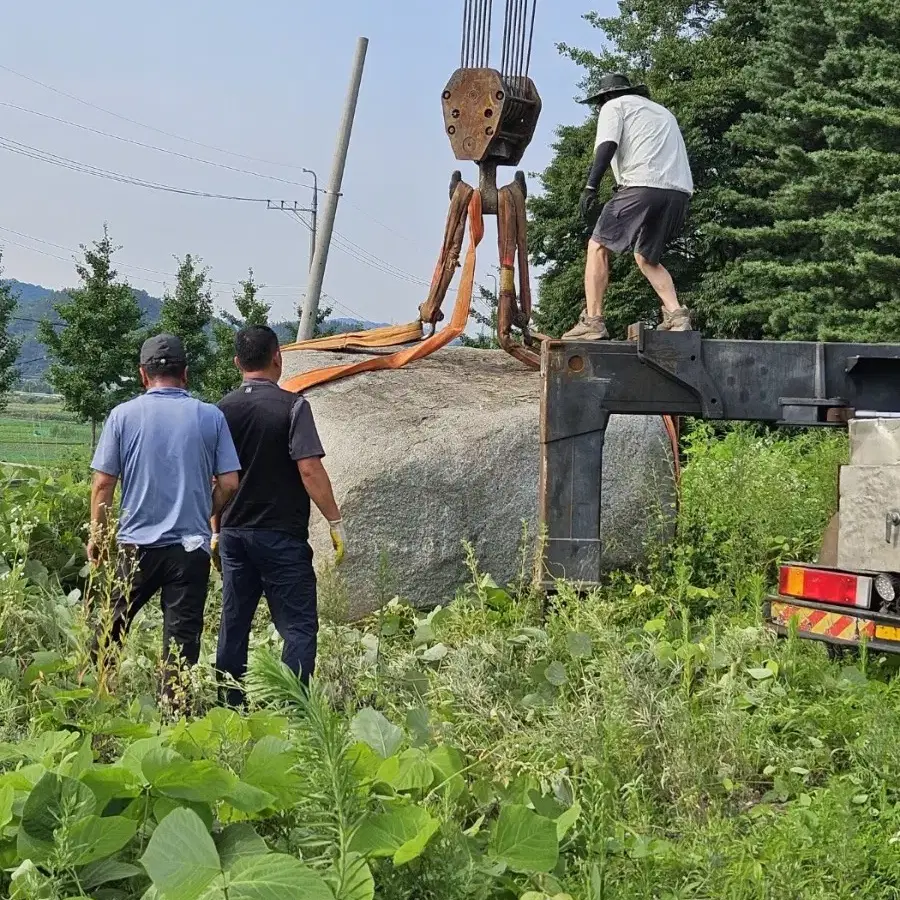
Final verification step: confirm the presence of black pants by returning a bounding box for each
[217,528,318,706]
[93,544,211,669]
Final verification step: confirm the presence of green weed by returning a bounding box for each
[2,424,896,900]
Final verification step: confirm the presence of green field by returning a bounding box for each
[0,396,92,464]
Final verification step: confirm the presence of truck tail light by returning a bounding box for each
[778,564,872,609]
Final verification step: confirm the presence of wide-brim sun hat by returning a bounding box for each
[580,72,649,105]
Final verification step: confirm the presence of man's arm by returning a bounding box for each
[297,457,341,522]
[211,472,240,519]
[586,141,618,191]
[581,101,624,221]
[298,457,345,564]
[290,397,345,562]
[580,141,618,221]
[88,413,121,563]
[211,408,242,521]
[88,471,118,563]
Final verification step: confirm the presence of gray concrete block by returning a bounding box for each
[838,464,900,572]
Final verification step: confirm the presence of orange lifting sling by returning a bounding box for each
[279,178,682,481]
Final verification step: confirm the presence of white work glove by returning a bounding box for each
[328,519,346,565]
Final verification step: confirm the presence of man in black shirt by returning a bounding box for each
[214,325,344,704]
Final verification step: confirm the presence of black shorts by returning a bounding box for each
[592,186,690,265]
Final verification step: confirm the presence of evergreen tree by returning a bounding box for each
[37,227,144,445]
[461,283,500,349]
[158,254,213,385]
[203,271,271,401]
[0,254,21,412]
[529,0,764,337]
[701,0,900,341]
[314,301,335,338]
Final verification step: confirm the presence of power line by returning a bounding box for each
[0,62,310,173]
[0,136,280,203]
[287,210,463,304]
[286,210,434,288]
[320,291,372,325]
[0,101,327,193]
[342,198,414,244]
[0,63,420,243]
[0,223,305,295]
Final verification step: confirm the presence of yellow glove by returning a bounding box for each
[210,533,221,573]
[328,519,346,565]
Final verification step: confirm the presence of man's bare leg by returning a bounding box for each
[634,251,692,331]
[634,252,679,312]
[587,240,611,318]
[562,239,611,340]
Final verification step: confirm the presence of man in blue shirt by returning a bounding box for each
[89,334,241,691]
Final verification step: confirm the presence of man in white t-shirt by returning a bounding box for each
[563,74,694,340]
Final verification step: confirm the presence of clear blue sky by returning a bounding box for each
[0,0,612,325]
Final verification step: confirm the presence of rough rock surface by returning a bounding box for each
[281,347,675,619]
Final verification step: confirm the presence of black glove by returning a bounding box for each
[580,187,598,222]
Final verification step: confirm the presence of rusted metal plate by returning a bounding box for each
[442,68,506,162]
[442,68,542,167]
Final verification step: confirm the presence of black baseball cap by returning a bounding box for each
[140,333,187,367]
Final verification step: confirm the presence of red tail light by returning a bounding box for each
[779,565,872,609]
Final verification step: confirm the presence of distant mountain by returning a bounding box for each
[6,279,162,387]
[3,279,386,387]
[270,318,389,345]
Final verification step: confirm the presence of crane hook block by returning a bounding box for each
[442,68,542,170]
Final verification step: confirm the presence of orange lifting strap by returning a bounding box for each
[281,181,482,394]
[279,181,681,481]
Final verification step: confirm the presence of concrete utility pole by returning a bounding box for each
[297,37,369,341]
[302,168,318,273]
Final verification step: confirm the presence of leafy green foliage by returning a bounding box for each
[350,806,438,860]
[491,805,559,874]
[158,254,213,388]
[3,424,900,899]
[350,708,403,759]
[675,424,846,592]
[203,270,270,402]
[140,807,221,899]
[700,0,900,340]
[460,284,501,349]
[37,226,145,438]
[0,253,21,413]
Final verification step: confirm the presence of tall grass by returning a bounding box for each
[671,423,847,601]
[5,423,895,900]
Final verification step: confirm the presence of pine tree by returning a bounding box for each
[0,253,21,412]
[702,0,900,341]
[202,271,271,401]
[529,0,765,337]
[158,254,213,386]
[461,283,500,349]
[37,227,145,445]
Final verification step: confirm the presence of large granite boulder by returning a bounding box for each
[281,347,675,619]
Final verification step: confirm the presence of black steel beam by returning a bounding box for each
[539,328,900,585]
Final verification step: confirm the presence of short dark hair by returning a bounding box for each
[235,325,279,371]
[142,360,187,380]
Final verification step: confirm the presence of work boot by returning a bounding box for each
[561,312,610,341]
[660,306,692,332]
